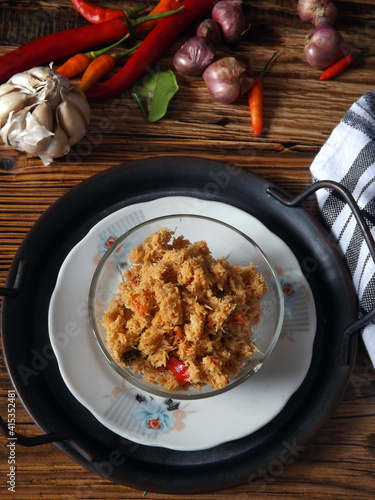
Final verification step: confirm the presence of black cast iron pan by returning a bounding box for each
[1,157,374,494]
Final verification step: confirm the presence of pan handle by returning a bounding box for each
[267,180,375,365]
[0,412,96,462]
[0,259,26,296]
[0,414,68,446]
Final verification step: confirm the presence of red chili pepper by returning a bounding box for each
[248,52,278,137]
[70,0,145,24]
[0,7,183,83]
[79,42,141,91]
[320,51,375,81]
[166,356,190,384]
[0,17,126,82]
[86,0,218,101]
[319,53,355,80]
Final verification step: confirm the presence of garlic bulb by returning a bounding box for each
[0,66,90,165]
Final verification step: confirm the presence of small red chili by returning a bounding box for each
[69,0,145,24]
[319,53,355,80]
[166,356,190,384]
[320,51,375,81]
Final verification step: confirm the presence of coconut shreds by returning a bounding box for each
[102,228,267,391]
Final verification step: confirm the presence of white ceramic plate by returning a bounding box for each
[48,197,316,451]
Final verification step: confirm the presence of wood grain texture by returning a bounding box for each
[0,0,375,498]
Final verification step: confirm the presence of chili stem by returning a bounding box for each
[259,51,279,79]
[125,4,185,34]
[86,33,131,59]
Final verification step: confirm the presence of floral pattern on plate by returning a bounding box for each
[102,381,195,439]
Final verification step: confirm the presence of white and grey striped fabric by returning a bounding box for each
[310,89,375,368]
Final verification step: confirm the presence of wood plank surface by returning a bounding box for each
[0,0,375,498]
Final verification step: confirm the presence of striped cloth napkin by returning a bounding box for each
[310,90,375,368]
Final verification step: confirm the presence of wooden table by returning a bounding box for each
[0,1,374,498]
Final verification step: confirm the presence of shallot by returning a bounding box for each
[304,26,348,68]
[173,36,215,76]
[196,19,222,45]
[298,0,338,27]
[212,0,246,44]
[203,57,253,104]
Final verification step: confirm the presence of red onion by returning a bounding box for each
[173,36,215,76]
[212,0,246,44]
[203,57,253,104]
[298,0,338,27]
[304,26,349,68]
[196,19,222,45]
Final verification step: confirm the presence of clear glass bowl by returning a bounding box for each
[89,214,284,400]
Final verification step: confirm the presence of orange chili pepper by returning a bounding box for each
[248,77,263,137]
[57,53,92,79]
[248,52,278,137]
[80,54,116,92]
[57,33,131,79]
[79,42,141,91]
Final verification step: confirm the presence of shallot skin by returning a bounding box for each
[304,26,348,68]
[298,0,338,27]
[203,57,254,104]
[173,36,215,76]
[212,0,246,44]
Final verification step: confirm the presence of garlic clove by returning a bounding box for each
[8,71,41,94]
[3,108,28,149]
[19,111,54,156]
[40,124,70,165]
[1,108,27,147]
[57,99,87,145]
[31,102,53,132]
[0,91,29,127]
[64,88,91,128]
[0,83,21,98]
